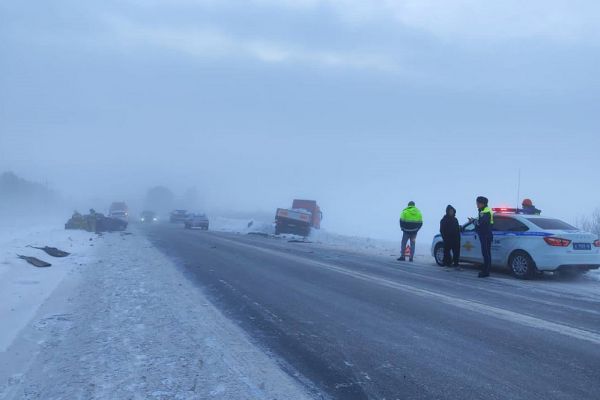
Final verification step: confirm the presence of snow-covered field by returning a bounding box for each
[0,224,313,400]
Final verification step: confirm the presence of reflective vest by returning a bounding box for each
[400,206,423,223]
[480,206,494,225]
[400,206,423,232]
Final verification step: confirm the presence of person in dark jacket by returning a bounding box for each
[440,205,461,267]
[520,198,541,215]
[469,196,494,278]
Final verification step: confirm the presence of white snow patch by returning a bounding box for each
[211,216,275,235]
[0,223,94,352]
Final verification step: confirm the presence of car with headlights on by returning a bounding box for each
[140,210,158,223]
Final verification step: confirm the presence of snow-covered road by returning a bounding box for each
[144,224,600,400]
[0,228,313,400]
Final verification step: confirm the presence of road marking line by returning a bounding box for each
[351,258,600,316]
[212,235,600,345]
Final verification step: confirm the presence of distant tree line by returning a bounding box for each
[0,171,60,215]
[576,209,600,238]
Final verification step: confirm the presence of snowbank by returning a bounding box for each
[0,223,95,352]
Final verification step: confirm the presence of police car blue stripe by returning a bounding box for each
[437,231,552,237]
[492,231,552,237]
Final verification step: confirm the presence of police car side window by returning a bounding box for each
[494,217,528,232]
[508,219,529,232]
[492,217,509,231]
[463,222,476,232]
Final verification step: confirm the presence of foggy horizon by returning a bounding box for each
[3,3,600,399]
[2,0,599,240]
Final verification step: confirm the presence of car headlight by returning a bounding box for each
[153,217,158,221]
[141,218,145,222]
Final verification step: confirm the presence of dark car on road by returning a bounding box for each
[140,210,158,223]
[184,213,210,230]
[169,209,190,223]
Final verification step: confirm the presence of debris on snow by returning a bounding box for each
[26,245,70,258]
[16,255,51,268]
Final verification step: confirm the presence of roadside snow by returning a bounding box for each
[308,229,423,259]
[211,216,275,235]
[0,224,94,352]
[0,227,314,400]
[211,216,429,260]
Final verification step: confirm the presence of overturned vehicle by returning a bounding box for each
[65,210,128,233]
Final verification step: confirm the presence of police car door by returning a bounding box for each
[491,216,529,268]
[460,221,482,263]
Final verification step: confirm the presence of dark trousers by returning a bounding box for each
[479,234,493,273]
[443,240,460,266]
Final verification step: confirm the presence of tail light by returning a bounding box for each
[594,240,600,247]
[544,237,572,247]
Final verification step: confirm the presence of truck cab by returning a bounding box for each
[291,199,322,229]
[109,202,129,222]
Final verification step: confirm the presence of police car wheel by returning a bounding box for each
[434,243,445,266]
[509,251,536,279]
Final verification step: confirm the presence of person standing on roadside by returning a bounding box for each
[398,201,423,262]
[469,196,494,278]
[440,205,461,268]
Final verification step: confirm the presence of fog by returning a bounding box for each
[1,0,599,241]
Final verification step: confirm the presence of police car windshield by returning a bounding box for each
[525,218,577,230]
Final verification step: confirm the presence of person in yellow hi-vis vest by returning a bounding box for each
[398,201,423,262]
[469,196,494,278]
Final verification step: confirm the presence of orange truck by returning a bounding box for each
[275,199,322,236]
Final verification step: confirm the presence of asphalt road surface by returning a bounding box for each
[142,223,600,400]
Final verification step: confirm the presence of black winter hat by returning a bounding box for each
[446,205,456,214]
[408,201,415,206]
[476,196,489,205]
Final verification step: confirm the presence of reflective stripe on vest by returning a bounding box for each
[480,206,494,224]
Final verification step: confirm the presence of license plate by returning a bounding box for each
[573,243,591,250]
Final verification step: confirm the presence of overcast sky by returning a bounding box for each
[1,0,599,239]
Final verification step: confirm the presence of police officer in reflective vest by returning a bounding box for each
[470,196,494,278]
[398,201,423,262]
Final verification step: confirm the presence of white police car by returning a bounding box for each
[431,208,600,279]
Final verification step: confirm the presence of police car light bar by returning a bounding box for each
[492,207,517,213]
